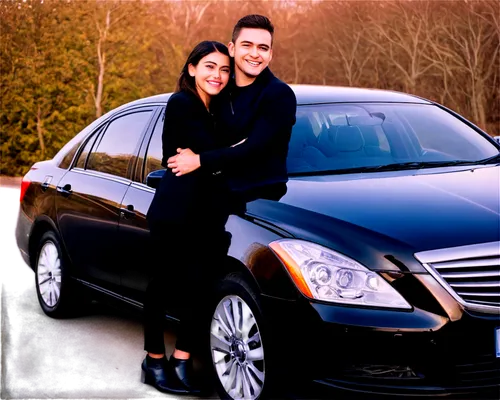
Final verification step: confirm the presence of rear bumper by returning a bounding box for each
[17,248,34,274]
[262,296,500,397]
[15,208,33,270]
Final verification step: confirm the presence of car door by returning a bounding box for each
[56,107,156,291]
[117,107,167,305]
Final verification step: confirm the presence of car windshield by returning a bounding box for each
[287,103,499,176]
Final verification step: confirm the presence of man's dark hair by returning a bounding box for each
[232,14,274,44]
[176,40,230,101]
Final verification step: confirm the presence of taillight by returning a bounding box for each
[20,178,31,203]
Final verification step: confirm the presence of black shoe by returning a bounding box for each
[169,356,203,395]
[141,356,190,394]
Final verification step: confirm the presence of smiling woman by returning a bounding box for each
[142,40,233,396]
[173,42,231,110]
[187,53,231,109]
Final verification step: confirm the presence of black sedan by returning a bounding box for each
[15,85,500,399]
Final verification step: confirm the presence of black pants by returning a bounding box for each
[143,222,231,354]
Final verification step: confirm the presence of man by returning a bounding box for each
[168,14,297,209]
[162,14,296,396]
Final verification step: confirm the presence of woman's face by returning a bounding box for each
[189,51,231,106]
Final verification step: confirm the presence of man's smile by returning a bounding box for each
[245,60,262,67]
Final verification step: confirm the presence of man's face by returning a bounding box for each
[229,28,273,83]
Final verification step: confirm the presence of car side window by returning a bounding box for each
[87,110,153,179]
[143,110,165,181]
[59,140,82,169]
[74,126,104,169]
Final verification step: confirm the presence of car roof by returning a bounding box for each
[290,85,430,105]
[123,84,431,108]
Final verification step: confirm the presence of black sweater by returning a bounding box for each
[202,68,297,204]
[146,91,230,228]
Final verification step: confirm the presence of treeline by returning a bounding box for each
[1,0,499,176]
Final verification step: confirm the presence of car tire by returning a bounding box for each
[34,231,79,318]
[209,272,278,400]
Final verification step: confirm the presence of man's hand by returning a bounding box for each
[167,148,200,176]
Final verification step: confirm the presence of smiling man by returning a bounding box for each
[168,14,297,209]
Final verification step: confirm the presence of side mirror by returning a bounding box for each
[145,169,166,189]
[494,136,500,144]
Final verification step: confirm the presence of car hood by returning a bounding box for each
[253,165,499,253]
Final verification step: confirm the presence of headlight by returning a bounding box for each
[269,239,411,309]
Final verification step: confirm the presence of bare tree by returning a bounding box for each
[91,1,144,117]
[426,1,498,129]
[93,7,110,118]
[365,0,439,94]
[36,104,46,158]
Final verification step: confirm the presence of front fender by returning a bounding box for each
[226,215,300,300]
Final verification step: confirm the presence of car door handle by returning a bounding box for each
[41,176,52,192]
[56,184,72,197]
[120,204,135,218]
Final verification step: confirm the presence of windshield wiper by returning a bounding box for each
[290,166,381,177]
[289,154,500,177]
[373,157,500,172]
[373,161,466,171]
[477,153,500,164]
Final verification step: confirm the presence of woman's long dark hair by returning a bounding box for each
[176,41,230,102]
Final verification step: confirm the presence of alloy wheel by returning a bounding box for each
[210,295,265,400]
[37,241,62,307]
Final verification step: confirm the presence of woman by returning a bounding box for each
[141,41,232,396]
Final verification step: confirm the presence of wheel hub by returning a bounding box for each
[230,338,247,363]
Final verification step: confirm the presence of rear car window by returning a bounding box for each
[74,126,105,169]
[86,110,153,179]
[143,110,165,181]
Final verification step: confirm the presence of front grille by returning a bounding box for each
[455,353,500,386]
[316,322,500,395]
[430,257,500,307]
[415,242,500,313]
[326,355,500,390]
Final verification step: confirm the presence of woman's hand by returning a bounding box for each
[167,148,200,176]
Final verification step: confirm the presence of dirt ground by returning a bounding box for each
[0,176,22,188]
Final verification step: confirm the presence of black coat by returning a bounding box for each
[201,68,297,203]
[146,91,230,228]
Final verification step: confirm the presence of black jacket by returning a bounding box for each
[146,91,230,227]
[201,68,297,204]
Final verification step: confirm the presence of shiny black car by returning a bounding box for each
[15,85,500,399]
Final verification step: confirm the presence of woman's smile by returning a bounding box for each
[207,80,223,87]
